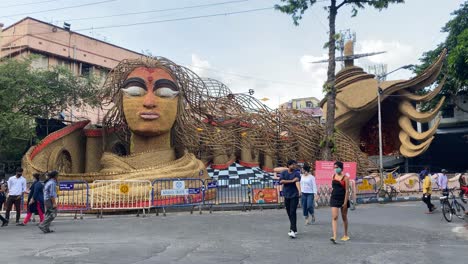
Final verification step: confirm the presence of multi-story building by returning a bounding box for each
[0,17,146,124]
[279,96,323,119]
[411,93,468,172]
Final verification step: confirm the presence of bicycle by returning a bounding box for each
[377,185,398,202]
[440,188,466,222]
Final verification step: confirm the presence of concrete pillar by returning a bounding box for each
[240,137,259,167]
[84,130,103,172]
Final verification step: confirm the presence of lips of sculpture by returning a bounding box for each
[122,67,178,136]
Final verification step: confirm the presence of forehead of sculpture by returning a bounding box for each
[127,67,175,83]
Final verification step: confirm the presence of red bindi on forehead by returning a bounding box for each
[128,67,175,83]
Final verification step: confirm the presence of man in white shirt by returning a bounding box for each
[5,167,27,225]
[437,169,449,196]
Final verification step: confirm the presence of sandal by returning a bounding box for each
[340,236,350,241]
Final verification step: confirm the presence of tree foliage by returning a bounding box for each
[417,2,468,112]
[275,0,404,161]
[0,57,101,160]
[275,0,404,25]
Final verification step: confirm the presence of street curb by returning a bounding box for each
[356,195,442,204]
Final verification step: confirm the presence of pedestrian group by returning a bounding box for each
[0,168,59,233]
[279,160,350,243]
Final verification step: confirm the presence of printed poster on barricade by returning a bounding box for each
[315,161,357,186]
[252,189,278,204]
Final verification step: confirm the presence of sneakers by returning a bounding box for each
[288,230,296,238]
[1,221,8,227]
[16,223,25,226]
[38,226,54,234]
[340,235,350,241]
[330,237,337,244]
[305,215,315,225]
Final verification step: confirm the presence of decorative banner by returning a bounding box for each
[252,189,278,204]
[315,161,357,186]
[119,184,129,194]
[384,173,397,185]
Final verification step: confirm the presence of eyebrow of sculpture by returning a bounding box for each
[122,77,146,89]
[154,79,179,91]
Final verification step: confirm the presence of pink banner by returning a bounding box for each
[315,161,357,186]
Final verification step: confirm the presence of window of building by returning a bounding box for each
[30,54,49,69]
[57,59,71,69]
[80,63,93,77]
[306,101,313,108]
[295,101,300,109]
[442,106,455,119]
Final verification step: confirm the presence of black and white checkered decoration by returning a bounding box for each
[207,162,273,187]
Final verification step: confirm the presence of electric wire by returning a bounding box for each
[0,0,63,8]
[0,0,116,19]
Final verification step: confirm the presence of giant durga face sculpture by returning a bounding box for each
[122,67,179,137]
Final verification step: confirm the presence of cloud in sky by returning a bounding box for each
[188,39,418,110]
[356,40,418,79]
[299,39,418,89]
[189,53,323,109]
[189,54,212,77]
[299,54,328,99]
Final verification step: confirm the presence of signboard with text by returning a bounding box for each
[59,183,74,190]
[252,189,278,204]
[315,161,357,186]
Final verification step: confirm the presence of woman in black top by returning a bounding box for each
[330,161,350,243]
[0,182,7,226]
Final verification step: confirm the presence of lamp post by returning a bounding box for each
[376,64,414,188]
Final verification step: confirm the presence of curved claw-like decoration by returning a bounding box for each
[398,78,446,102]
[398,130,434,151]
[398,97,445,123]
[400,143,432,158]
[398,115,440,141]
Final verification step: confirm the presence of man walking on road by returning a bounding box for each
[39,170,59,233]
[280,160,301,238]
[5,167,27,225]
[437,169,449,196]
[422,173,436,214]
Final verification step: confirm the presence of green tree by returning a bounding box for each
[0,57,100,160]
[275,0,404,160]
[417,2,468,112]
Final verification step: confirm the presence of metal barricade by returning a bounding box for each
[315,184,333,207]
[91,180,152,218]
[203,178,250,212]
[56,180,89,219]
[151,178,205,216]
[21,180,89,220]
[349,180,356,210]
[355,176,378,199]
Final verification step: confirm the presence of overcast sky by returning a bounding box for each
[1,0,464,108]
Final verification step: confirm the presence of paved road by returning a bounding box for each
[1,202,467,264]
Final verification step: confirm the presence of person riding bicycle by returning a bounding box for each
[459,172,468,203]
